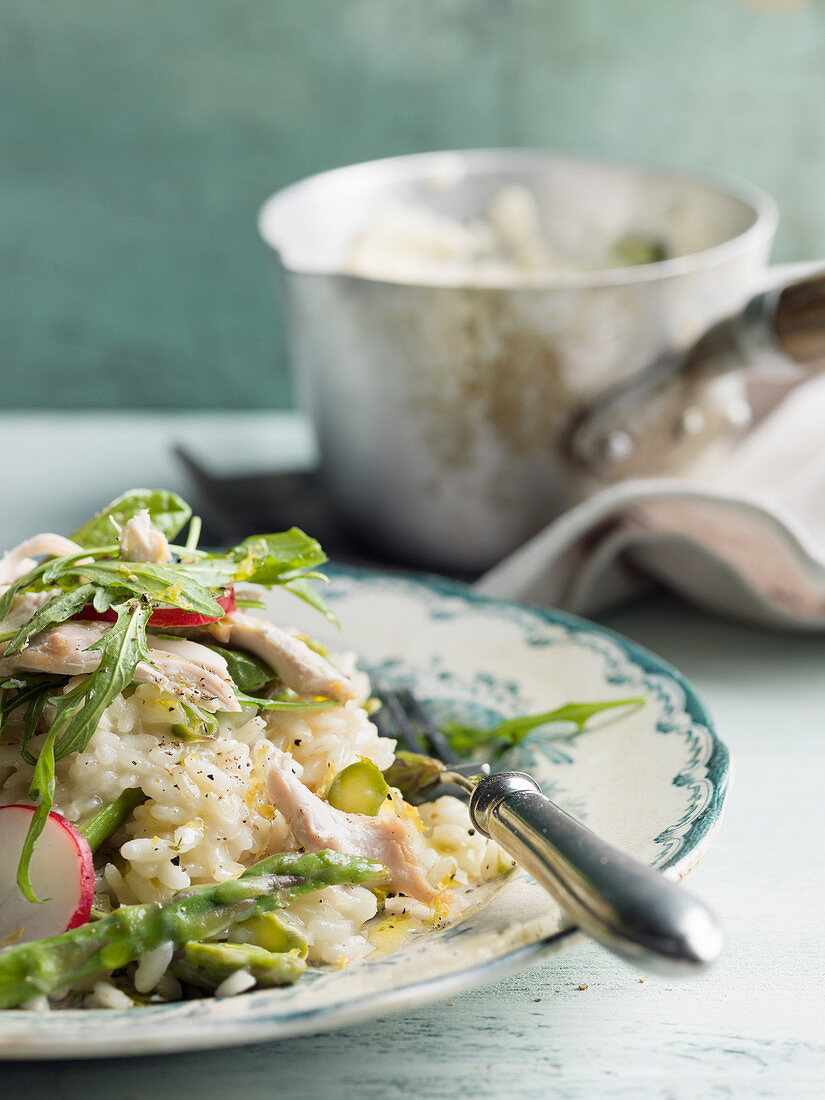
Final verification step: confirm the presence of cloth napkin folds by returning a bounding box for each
[476,373,825,630]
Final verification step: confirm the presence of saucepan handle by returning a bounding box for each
[772,267,825,367]
[569,263,825,477]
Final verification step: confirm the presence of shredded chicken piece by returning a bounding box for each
[268,756,437,903]
[118,510,171,564]
[0,620,109,677]
[0,622,241,713]
[142,635,241,713]
[203,610,356,702]
[0,533,84,588]
[147,635,233,680]
[0,590,55,631]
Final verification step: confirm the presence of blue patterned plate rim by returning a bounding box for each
[324,562,729,873]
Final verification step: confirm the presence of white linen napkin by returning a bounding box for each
[476,373,825,629]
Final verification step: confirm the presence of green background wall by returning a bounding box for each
[2,0,823,408]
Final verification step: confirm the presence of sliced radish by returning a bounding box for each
[0,806,94,944]
[75,585,236,628]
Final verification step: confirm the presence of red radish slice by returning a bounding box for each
[0,806,94,944]
[76,585,236,628]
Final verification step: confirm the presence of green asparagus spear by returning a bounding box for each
[174,941,306,991]
[231,911,308,957]
[0,850,384,1009]
[80,788,147,852]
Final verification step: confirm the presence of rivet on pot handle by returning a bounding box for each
[568,267,825,479]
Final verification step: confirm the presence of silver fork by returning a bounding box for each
[373,684,723,974]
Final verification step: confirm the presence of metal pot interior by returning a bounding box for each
[259,150,776,286]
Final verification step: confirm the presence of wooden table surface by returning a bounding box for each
[2,413,823,1098]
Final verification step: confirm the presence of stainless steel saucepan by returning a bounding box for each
[259,150,822,572]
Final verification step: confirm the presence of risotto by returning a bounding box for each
[0,490,506,1010]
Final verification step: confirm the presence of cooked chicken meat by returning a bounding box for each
[268,756,437,903]
[0,622,241,713]
[204,610,356,702]
[0,620,110,677]
[0,590,55,630]
[0,534,83,588]
[118,510,171,564]
[139,635,241,713]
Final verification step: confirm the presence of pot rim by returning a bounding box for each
[258,148,779,290]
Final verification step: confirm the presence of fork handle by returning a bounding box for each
[469,772,722,973]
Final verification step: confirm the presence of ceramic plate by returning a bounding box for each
[0,568,729,1060]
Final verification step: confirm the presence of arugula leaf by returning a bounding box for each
[235,690,338,713]
[183,515,202,552]
[20,689,50,767]
[0,521,330,639]
[181,530,327,588]
[0,546,118,625]
[16,601,153,901]
[233,596,266,610]
[0,674,63,726]
[0,560,53,623]
[40,547,119,586]
[17,722,62,903]
[281,575,336,624]
[202,645,277,695]
[233,531,328,584]
[52,602,153,760]
[69,489,192,548]
[51,561,224,617]
[173,530,334,621]
[3,584,101,657]
[0,675,58,755]
[444,697,646,759]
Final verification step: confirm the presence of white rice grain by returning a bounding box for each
[419,796,506,885]
[134,941,174,993]
[88,981,134,1010]
[215,970,256,998]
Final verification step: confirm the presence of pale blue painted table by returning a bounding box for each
[1,412,823,1097]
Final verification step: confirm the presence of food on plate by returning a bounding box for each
[0,490,511,1009]
[0,851,381,1009]
[0,489,642,1011]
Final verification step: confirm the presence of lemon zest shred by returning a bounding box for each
[427,890,453,928]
